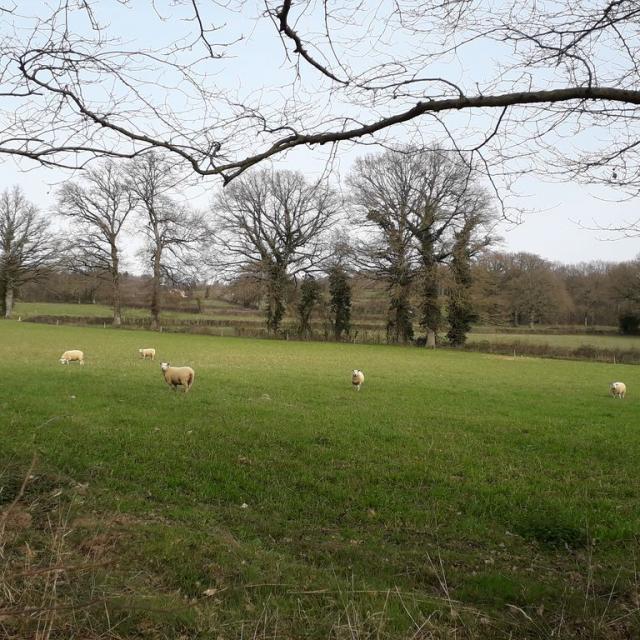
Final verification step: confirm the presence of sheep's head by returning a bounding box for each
[352,369,362,376]
[59,358,67,364]
[138,348,143,354]
[160,362,170,371]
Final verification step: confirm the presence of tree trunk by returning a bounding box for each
[111,246,122,326]
[418,249,440,348]
[387,276,413,344]
[265,264,287,334]
[4,285,14,319]
[112,283,122,326]
[150,250,162,331]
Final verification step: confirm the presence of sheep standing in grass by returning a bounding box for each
[161,362,195,393]
[139,348,156,360]
[610,381,627,399]
[352,369,365,391]
[59,350,84,365]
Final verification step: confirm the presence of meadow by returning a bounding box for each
[467,330,640,351]
[12,301,251,322]
[1,322,639,638]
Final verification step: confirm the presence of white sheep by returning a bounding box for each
[138,348,156,360]
[59,350,84,365]
[161,362,195,393]
[351,369,365,391]
[610,381,627,399]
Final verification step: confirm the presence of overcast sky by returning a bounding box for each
[1,1,638,267]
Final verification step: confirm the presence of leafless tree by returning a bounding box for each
[348,153,420,344]
[1,1,640,201]
[0,187,58,318]
[57,161,136,325]
[501,253,575,327]
[349,147,496,346]
[127,153,208,330]
[214,169,339,333]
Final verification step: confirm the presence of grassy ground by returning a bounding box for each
[13,301,256,322]
[468,331,640,350]
[13,301,196,320]
[1,322,639,638]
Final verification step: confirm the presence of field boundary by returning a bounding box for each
[19,314,640,364]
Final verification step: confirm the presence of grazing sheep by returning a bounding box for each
[138,348,156,360]
[161,362,195,393]
[351,369,365,391]
[59,350,84,365]
[610,381,627,399]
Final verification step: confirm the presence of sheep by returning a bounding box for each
[59,350,84,365]
[351,369,365,391]
[138,348,156,360]
[610,381,627,399]
[161,362,195,393]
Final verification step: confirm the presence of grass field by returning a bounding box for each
[468,331,640,351]
[12,301,252,322]
[1,322,639,638]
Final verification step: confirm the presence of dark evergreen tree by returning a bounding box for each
[329,266,351,340]
[446,223,477,346]
[297,275,321,337]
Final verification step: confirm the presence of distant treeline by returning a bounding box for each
[18,250,640,341]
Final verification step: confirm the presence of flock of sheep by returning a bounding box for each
[59,348,196,392]
[58,348,626,397]
[58,348,367,393]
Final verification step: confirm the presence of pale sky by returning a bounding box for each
[1,1,639,267]
[4,149,638,269]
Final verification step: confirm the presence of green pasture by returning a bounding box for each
[0,322,639,638]
[468,330,640,351]
[12,300,255,322]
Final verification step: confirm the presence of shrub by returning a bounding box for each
[619,313,640,335]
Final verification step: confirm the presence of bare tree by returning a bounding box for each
[348,153,420,344]
[2,1,640,199]
[127,153,207,330]
[502,253,574,327]
[559,261,614,327]
[0,187,58,318]
[57,161,135,325]
[214,170,339,333]
[349,148,495,346]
